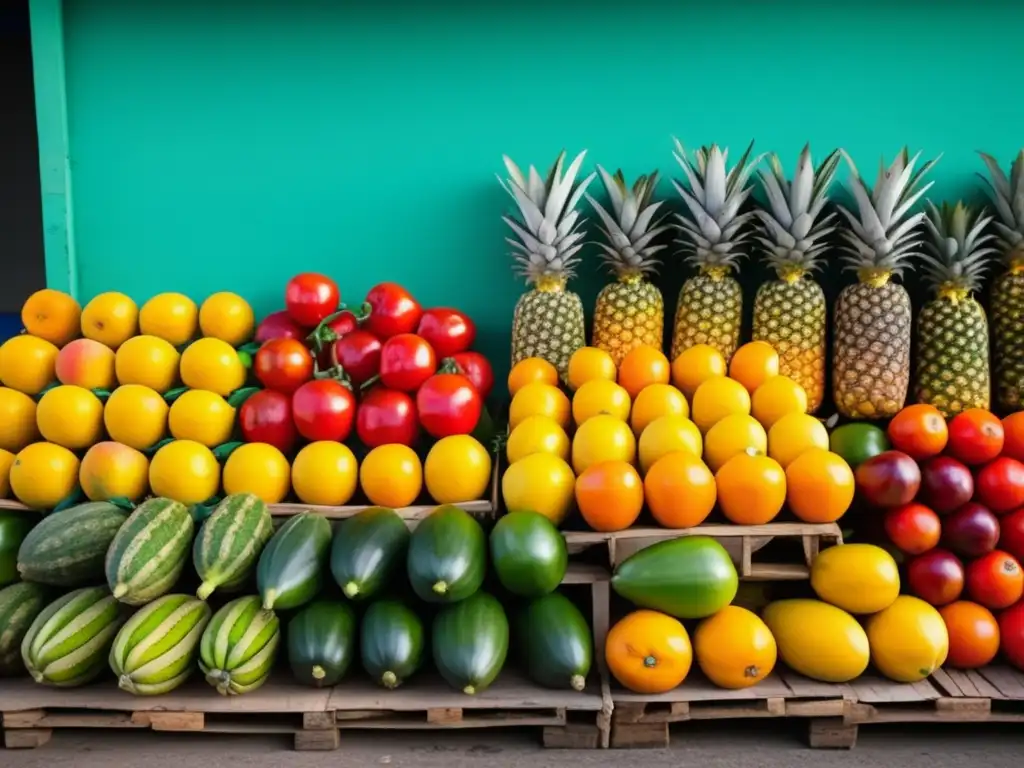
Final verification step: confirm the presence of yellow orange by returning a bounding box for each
[9,442,80,509]
[0,335,58,395]
[507,357,558,397]
[360,444,422,508]
[55,338,116,390]
[729,341,780,394]
[716,449,786,525]
[703,413,768,473]
[103,384,168,450]
[638,415,703,475]
[115,335,181,393]
[572,414,636,475]
[501,452,575,525]
[21,289,81,347]
[35,385,104,450]
[671,344,726,398]
[0,387,39,453]
[79,441,150,503]
[292,441,359,506]
[567,347,617,391]
[786,448,856,523]
[425,435,492,504]
[752,375,808,429]
[80,292,138,349]
[572,379,631,425]
[618,345,670,399]
[768,412,830,468]
[139,292,199,347]
[199,292,255,347]
[631,383,688,436]
[222,442,291,504]
[149,439,220,505]
[168,389,235,447]
[644,451,716,528]
[0,449,13,498]
[505,415,570,464]
[179,337,246,396]
[691,376,751,433]
[509,382,571,431]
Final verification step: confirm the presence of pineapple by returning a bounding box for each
[915,201,997,416]
[978,150,1024,412]
[752,145,841,413]
[833,149,939,419]
[586,167,673,365]
[499,151,596,382]
[670,140,764,362]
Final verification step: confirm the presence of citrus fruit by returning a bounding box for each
[114,334,181,393]
[167,389,235,447]
[149,439,220,504]
[179,337,246,396]
[948,408,1005,466]
[508,357,558,396]
[716,449,786,525]
[506,415,570,464]
[694,606,777,689]
[691,376,751,433]
[199,292,255,346]
[572,379,631,425]
[35,384,104,450]
[567,347,617,391]
[501,452,575,525]
[576,460,643,532]
[222,442,291,503]
[638,415,703,475]
[630,383,688,437]
[606,610,693,694]
[80,291,139,349]
[703,413,768,473]
[1003,412,1024,463]
[729,341,779,394]
[751,375,808,429]
[292,441,359,506]
[55,338,116,390]
[0,387,39,453]
[9,442,80,509]
[888,404,949,461]
[618,345,670,399]
[509,382,570,431]
[103,384,169,450]
[768,412,830,468]
[939,600,1000,669]
[867,596,949,683]
[21,288,81,347]
[572,414,637,474]
[644,451,716,528]
[671,343,726,398]
[361,444,422,508]
[139,292,199,346]
[79,441,149,502]
[786,448,855,523]
[425,435,492,504]
[0,449,13,498]
[0,335,58,395]
[829,423,890,469]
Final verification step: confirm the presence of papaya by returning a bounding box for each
[433,591,508,695]
[518,592,591,691]
[762,599,869,683]
[490,511,566,597]
[810,543,900,615]
[360,600,424,689]
[407,505,485,603]
[287,601,356,687]
[330,507,409,601]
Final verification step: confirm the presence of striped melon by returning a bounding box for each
[199,595,280,695]
[109,593,211,695]
[0,582,50,675]
[193,494,273,600]
[105,498,193,605]
[18,502,129,587]
[22,587,126,687]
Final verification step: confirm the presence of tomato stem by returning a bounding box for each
[438,357,461,375]
[359,374,381,391]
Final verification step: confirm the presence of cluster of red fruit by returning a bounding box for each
[236,274,494,455]
[856,405,1024,671]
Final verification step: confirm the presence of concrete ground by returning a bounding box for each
[3,721,1023,768]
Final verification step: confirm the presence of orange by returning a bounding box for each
[501,452,575,525]
[572,414,636,475]
[292,441,359,506]
[606,610,693,694]
[9,442,80,509]
[103,384,169,450]
[0,387,39,453]
[888,404,949,461]
[508,357,559,397]
[638,415,702,475]
[149,439,220,505]
[786,448,855,523]
[644,451,716,528]
[35,384,104,450]
[179,337,246,396]
[506,415,570,464]
[425,435,492,504]
[0,335,58,395]
[618,345,670,399]
[694,606,777,689]
[199,292,255,347]
[567,347,617,391]
[630,383,688,437]
[703,413,768,473]
[222,442,291,504]
[360,444,422,508]
[21,289,81,347]
[0,449,13,498]
[139,292,199,347]
[939,600,999,669]
[168,389,235,447]
[115,335,181,393]
[752,375,808,429]
[729,341,779,394]
[571,379,631,425]
[79,441,150,503]
[716,449,786,525]
[80,291,139,349]
[1003,412,1024,463]
[55,338,116,390]
[509,382,570,431]
[768,412,829,468]
[671,343,726,398]
[575,460,644,532]
[691,376,751,433]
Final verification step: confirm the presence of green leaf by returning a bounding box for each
[471,405,498,448]
[91,388,112,401]
[106,496,136,512]
[227,387,261,408]
[50,487,85,515]
[236,341,262,356]
[34,381,60,402]
[212,441,244,461]
[237,350,253,369]
[163,387,188,403]
[141,437,176,457]
[189,497,222,523]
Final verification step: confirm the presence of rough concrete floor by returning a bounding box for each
[3,721,1024,768]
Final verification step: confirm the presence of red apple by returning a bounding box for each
[919,456,975,514]
[942,502,1001,558]
[1000,507,1024,563]
[855,450,922,508]
[907,548,965,606]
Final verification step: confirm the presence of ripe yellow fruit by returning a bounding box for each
[103,384,168,450]
[10,442,80,509]
[572,414,636,475]
[0,387,39,453]
[509,382,570,431]
[638,415,703,475]
[222,442,291,504]
[572,379,631,425]
[80,292,138,349]
[79,441,150,503]
[506,415,570,464]
[292,441,359,506]
[0,449,14,498]
[567,347,617,391]
[502,452,575,525]
[21,288,81,347]
[199,292,255,346]
[139,292,199,346]
[115,335,181,393]
[768,412,830,468]
[728,341,780,394]
[168,389,235,447]
[703,413,769,473]
[149,439,220,505]
[35,384,104,450]
[631,383,688,436]
[0,335,58,395]
[691,376,751,433]
[507,358,559,397]
[425,435,493,504]
[752,375,809,430]
[671,343,726,398]
[179,337,246,396]
[360,444,422,508]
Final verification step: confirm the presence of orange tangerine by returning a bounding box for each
[716,449,786,525]
[691,376,751,433]
[508,358,559,397]
[786,448,855,523]
[671,344,726,398]
[0,335,58,395]
[21,289,81,347]
[752,375,808,429]
[729,341,780,394]
[638,415,703,475]
[644,451,716,529]
[572,379,631,425]
[567,347,617,391]
[575,460,644,533]
[80,292,139,350]
[703,413,768,473]
[630,383,688,436]
[509,382,571,431]
[618,345,670,400]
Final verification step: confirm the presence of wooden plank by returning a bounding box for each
[543,722,602,749]
[931,668,1002,699]
[745,563,809,581]
[562,562,609,584]
[4,728,52,749]
[131,711,204,731]
[979,665,1024,700]
[613,671,797,706]
[846,674,941,704]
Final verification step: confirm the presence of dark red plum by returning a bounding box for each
[942,502,1000,558]
[855,450,921,508]
[906,548,965,606]
[919,456,975,514]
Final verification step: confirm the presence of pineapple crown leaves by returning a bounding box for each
[920,200,999,293]
[498,150,597,283]
[670,138,765,270]
[835,147,942,277]
[753,144,842,274]
[584,166,673,278]
[976,149,1024,252]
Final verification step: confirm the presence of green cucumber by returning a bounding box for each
[490,511,567,597]
[0,582,50,675]
[287,600,356,687]
[432,591,508,695]
[0,512,34,587]
[330,507,409,600]
[194,493,274,600]
[105,497,193,605]
[407,505,485,603]
[257,512,332,611]
[519,592,592,691]
[199,595,280,695]
[360,600,424,689]
[18,502,128,586]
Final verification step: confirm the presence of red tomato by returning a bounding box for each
[948,408,1005,466]
[976,457,1024,513]
[313,310,360,368]
[416,308,476,358]
[364,282,422,339]
[450,351,495,399]
[356,387,419,448]
[966,550,1024,610]
[1000,507,1024,563]
[884,502,942,555]
[291,379,356,443]
[907,549,964,606]
[416,374,483,439]
[331,330,382,387]
[285,273,340,328]
[255,310,305,344]
[239,390,298,454]
[998,601,1024,671]
[379,334,437,392]
[254,338,314,394]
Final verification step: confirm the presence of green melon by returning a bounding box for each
[105,497,193,605]
[18,502,128,587]
[0,582,50,675]
[199,595,280,695]
[0,512,34,587]
[193,493,274,600]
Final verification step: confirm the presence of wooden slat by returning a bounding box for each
[845,674,941,704]
[978,665,1024,700]
[931,668,1003,699]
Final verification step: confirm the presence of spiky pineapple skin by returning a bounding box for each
[914,297,989,417]
[670,273,742,362]
[511,288,585,382]
[753,278,826,413]
[993,270,1024,412]
[833,282,912,419]
[593,279,664,366]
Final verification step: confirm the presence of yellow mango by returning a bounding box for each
[867,596,948,683]
[762,599,869,683]
[810,543,900,614]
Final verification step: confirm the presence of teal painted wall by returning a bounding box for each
[54,0,1024,381]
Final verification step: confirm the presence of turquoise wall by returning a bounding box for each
[52,0,1024,381]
